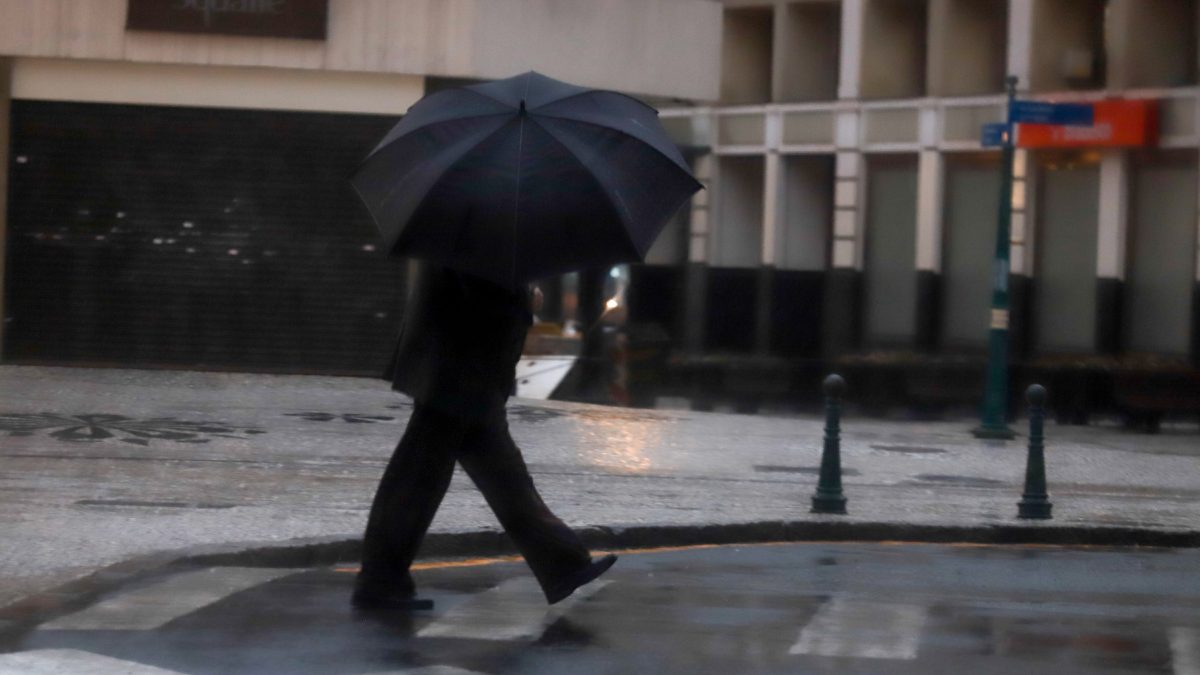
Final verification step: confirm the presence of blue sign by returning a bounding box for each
[981,123,1010,147]
[1010,100,1094,126]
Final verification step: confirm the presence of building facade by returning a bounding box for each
[0,0,722,374]
[5,0,1198,423]
[633,0,1200,421]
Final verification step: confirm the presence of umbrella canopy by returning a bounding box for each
[350,71,702,288]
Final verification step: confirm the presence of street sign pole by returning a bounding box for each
[973,76,1019,440]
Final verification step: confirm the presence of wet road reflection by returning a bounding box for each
[5,543,1198,674]
[575,416,660,474]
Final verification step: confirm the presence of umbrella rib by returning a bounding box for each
[359,111,512,166]
[380,118,517,252]
[384,90,514,142]
[530,111,700,179]
[365,86,513,157]
[529,88,660,116]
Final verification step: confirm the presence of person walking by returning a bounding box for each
[349,72,699,611]
[353,262,616,611]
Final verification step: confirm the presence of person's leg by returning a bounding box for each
[357,403,464,604]
[455,409,602,600]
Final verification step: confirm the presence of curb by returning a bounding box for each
[2,521,1197,642]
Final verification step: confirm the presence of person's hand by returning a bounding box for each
[532,286,545,314]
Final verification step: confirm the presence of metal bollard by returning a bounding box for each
[1017,384,1053,519]
[812,374,848,514]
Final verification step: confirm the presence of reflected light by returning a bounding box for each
[577,417,659,474]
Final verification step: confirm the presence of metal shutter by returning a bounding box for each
[4,100,406,375]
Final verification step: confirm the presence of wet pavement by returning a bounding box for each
[2,542,1199,674]
[1,365,1198,618]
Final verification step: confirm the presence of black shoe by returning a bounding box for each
[545,554,617,605]
[352,578,434,611]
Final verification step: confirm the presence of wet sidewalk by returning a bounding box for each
[4,542,1199,674]
[1,365,1198,616]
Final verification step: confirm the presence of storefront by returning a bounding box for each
[5,99,402,374]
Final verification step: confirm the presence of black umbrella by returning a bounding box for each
[350,71,702,288]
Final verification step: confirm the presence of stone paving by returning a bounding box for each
[1,365,1198,612]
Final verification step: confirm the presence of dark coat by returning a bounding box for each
[382,263,532,420]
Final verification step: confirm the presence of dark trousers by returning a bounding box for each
[360,403,591,597]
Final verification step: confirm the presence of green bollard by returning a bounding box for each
[1017,384,1053,519]
[812,374,848,515]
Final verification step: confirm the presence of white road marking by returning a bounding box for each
[360,662,487,667]
[41,567,297,631]
[1172,627,1200,675]
[0,649,184,674]
[417,576,610,642]
[789,597,928,660]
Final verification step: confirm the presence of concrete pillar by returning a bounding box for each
[1096,151,1130,354]
[1010,150,1031,276]
[761,113,784,268]
[838,0,865,100]
[758,146,783,355]
[0,58,11,358]
[1006,0,1034,90]
[684,153,714,355]
[823,108,863,356]
[914,144,944,352]
[1009,148,1033,358]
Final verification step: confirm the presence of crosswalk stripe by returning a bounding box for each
[360,662,487,667]
[417,577,610,642]
[789,598,928,660]
[1172,627,1200,675]
[41,567,297,631]
[0,649,185,674]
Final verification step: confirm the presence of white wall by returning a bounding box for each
[11,58,424,114]
[0,0,722,101]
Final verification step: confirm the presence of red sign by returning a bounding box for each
[1017,99,1158,148]
[127,0,328,40]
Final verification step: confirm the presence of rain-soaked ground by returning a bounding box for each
[4,365,1199,615]
[3,542,1198,674]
